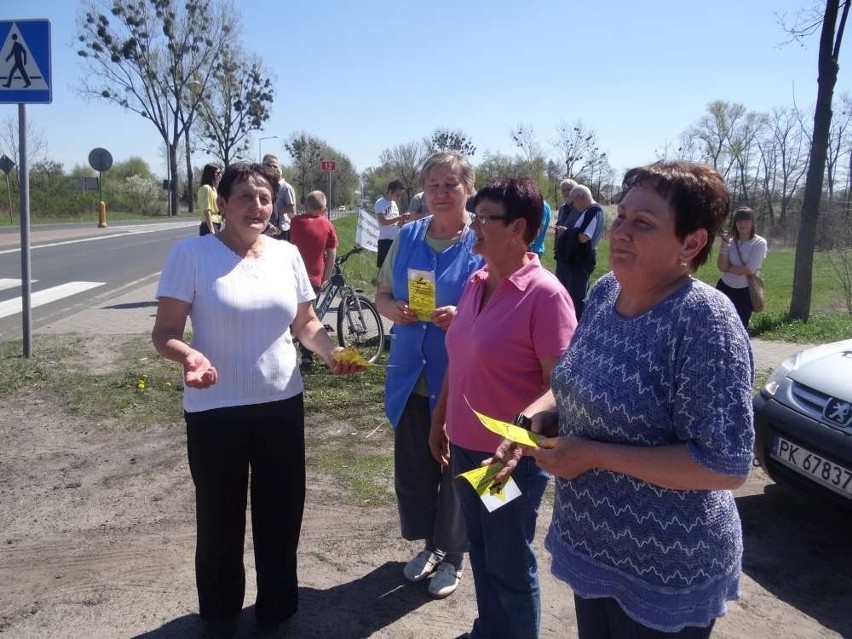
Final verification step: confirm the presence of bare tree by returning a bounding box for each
[553,120,598,179]
[757,105,809,230]
[284,132,323,203]
[195,46,274,167]
[379,142,425,203]
[424,128,476,157]
[0,116,48,186]
[825,92,852,200]
[787,0,851,321]
[510,123,546,180]
[76,0,234,216]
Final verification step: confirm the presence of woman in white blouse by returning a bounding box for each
[152,162,363,636]
[716,207,768,328]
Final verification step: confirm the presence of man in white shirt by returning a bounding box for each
[375,180,409,268]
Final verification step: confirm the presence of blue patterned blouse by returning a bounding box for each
[546,272,754,632]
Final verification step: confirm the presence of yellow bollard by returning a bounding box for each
[98,201,107,228]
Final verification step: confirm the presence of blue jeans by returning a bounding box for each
[452,445,549,639]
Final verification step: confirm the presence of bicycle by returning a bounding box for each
[314,245,386,363]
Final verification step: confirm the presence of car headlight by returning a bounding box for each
[763,355,799,396]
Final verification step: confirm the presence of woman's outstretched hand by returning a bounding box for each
[183,350,217,389]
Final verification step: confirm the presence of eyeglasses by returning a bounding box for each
[470,212,507,225]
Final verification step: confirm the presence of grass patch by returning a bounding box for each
[306,445,394,506]
[0,336,184,428]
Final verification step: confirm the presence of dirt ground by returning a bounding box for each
[1,338,851,639]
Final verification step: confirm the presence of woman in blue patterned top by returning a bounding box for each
[495,161,754,638]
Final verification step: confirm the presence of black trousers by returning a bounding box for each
[574,595,715,639]
[185,396,306,625]
[716,279,752,329]
[377,239,393,269]
[199,221,221,236]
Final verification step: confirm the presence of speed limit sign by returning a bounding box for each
[320,160,336,171]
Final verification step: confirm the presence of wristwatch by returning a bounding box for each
[512,413,532,430]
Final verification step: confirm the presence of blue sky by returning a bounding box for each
[1,0,847,180]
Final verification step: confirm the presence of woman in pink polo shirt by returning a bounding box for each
[430,178,577,639]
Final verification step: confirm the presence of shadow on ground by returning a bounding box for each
[132,561,431,638]
[737,483,852,638]
[105,301,158,310]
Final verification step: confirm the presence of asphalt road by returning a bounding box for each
[0,218,196,340]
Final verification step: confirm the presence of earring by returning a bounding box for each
[679,257,689,268]
[511,236,517,247]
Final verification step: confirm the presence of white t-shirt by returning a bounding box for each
[721,235,768,289]
[156,235,315,413]
[375,196,402,241]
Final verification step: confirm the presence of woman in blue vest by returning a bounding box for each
[374,152,483,599]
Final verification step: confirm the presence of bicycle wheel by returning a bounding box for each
[336,294,385,363]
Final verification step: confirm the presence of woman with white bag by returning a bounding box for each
[717,206,768,328]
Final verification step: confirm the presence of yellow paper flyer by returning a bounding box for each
[458,463,521,512]
[464,397,543,448]
[407,268,436,321]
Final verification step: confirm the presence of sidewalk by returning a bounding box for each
[33,280,811,372]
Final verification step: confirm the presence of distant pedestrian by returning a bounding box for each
[375,180,409,269]
[197,163,221,236]
[529,198,552,260]
[262,154,295,241]
[716,207,768,329]
[407,190,430,220]
[553,184,604,318]
[290,190,339,371]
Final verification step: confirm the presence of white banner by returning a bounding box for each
[355,208,380,252]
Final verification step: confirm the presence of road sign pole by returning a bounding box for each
[19,103,32,357]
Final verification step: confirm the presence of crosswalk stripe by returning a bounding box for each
[0,278,35,292]
[0,281,105,319]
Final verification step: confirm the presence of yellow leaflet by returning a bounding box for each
[465,397,543,448]
[407,268,436,321]
[458,463,509,500]
[332,346,369,367]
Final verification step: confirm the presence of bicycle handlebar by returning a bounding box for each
[335,245,365,267]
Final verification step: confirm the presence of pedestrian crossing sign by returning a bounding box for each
[0,20,51,104]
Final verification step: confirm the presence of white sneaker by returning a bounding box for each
[403,550,441,582]
[427,561,462,598]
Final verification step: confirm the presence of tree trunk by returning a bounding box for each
[169,143,179,218]
[185,127,194,214]
[790,0,848,321]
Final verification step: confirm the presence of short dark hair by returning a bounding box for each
[386,179,405,194]
[471,178,543,244]
[217,162,280,201]
[620,161,729,269]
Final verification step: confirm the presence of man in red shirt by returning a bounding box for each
[290,190,339,370]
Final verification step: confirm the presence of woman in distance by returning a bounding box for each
[431,178,577,639]
[374,152,484,599]
[197,162,222,236]
[152,162,363,637]
[497,161,754,638]
[716,206,768,329]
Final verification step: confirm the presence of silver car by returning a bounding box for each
[753,339,852,507]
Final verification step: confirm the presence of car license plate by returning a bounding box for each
[771,436,852,499]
